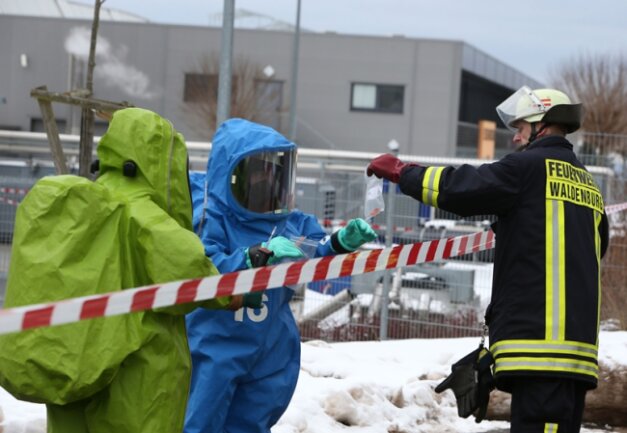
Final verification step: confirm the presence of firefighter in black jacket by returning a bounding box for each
[367,87,609,433]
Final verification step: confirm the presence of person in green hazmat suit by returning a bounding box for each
[0,107,235,433]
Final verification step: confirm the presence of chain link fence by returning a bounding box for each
[0,129,625,339]
[292,132,626,341]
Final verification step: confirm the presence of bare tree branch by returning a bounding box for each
[181,53,284,139]
[551,52,627,135]
[552,52,627,328]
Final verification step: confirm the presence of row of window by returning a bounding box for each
[183,74,405,114]
[2,119,109,134]
[350,83,404,113]
[29,118,109,136]
[0,80,405,132]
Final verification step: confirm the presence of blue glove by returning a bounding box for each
[265,236,305,265]
[337,218,377,251]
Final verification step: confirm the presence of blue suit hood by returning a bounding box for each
[207,118,296,227]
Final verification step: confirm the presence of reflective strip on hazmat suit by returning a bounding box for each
[0,108,228,433]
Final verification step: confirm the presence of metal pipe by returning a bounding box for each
[0,131,615,176]
[288,0,302,140]
[216,0,235,127]
[379,140,399,340]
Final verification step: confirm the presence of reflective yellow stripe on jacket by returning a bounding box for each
[594,210,602,343]
[545,199,566,341]
[421,167,445,207]
[544,423,558,433]
[490,339,599,380]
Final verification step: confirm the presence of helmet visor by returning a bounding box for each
[231,149,297,214]
[496,86,547,131]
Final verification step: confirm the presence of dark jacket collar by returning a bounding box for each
[526,134,573,151]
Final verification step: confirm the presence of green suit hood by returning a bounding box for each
[97,107,193,230]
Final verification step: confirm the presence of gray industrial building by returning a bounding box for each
[0,1,542,156]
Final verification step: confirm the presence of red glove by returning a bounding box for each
[366,153,416,183]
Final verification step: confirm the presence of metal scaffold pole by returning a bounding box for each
[216,0,235,127]
[379,139,399,340]
[288,0,302,140]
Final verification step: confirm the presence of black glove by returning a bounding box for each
[241,244,274,309]
[434,345,495,423]
[247,244,274,268]
[242,292,263,309]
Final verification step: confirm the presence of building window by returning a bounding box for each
[30,118,109,135]
[184,73,219,102]
[92,121,109,137]
[254,79,284,130]
[350,83,404,113]
[184,73,243,104]
[30,118,67,133]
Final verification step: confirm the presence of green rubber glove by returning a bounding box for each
[338,218,377,251]
[265,236,305,265]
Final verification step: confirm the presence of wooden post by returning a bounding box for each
[36,89,69,174]
[29,2,130,178]
[79,108,95,177]
[477,120,496,159]
[30,86,133,176]
[78,0,104,178]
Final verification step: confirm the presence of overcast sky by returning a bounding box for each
[96,0,626,85]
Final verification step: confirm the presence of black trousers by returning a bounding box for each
[509,378,588,433]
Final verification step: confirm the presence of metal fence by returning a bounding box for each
[1,128,626,340]
[292,142,625,341]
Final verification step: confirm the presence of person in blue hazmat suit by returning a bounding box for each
[184,118,377,433]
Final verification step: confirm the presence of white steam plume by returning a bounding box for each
[64,27,159,100]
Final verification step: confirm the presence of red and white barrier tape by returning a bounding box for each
[0,196,20,206]
[0,230,495,336]
[0,187,29,195]
[606,202,627,215]
[1,201,624,336]
[0,187,29,206]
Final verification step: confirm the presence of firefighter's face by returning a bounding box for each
[512,121,532,147]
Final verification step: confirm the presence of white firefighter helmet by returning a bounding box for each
[496,86,582,133]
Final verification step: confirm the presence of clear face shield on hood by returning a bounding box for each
[230,149,297,214]
[496,86,548,132]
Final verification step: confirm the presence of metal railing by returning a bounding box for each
[1,129,626,338]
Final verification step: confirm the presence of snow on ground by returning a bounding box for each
[0,387,46,433]
[275,332,626,433]
[1,332,625,432]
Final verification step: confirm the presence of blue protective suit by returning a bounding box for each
[185,119,335,433]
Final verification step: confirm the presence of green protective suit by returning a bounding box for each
[0,108,229,433]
